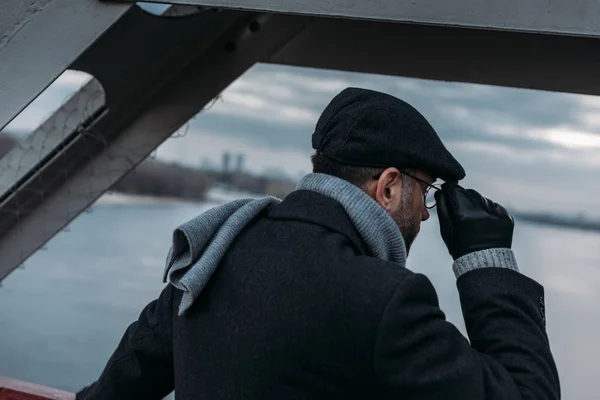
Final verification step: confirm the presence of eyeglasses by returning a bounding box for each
[372,170,442,209]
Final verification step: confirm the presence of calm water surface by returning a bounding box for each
[0,200,598,399]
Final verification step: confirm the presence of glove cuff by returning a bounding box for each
[453,248,519,279]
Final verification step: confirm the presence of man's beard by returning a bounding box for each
[392,185,419,254]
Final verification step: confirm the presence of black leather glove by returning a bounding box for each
[434,182,514,260]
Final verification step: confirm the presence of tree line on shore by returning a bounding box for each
[2,132,598,232]
[0,133,296,201]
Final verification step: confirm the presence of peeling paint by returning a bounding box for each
[0,0,54,51]
[0,0,129,133]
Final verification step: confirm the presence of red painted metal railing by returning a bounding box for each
[0,377,74,400]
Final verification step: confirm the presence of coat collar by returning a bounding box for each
[267,190,368,255]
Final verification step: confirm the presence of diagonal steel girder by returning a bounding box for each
[0,6,312,281]
[0,0,132,133]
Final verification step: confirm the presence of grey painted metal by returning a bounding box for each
[0,79,105,196]
[131,0,600,37]
[0,7,311,281]
[0,0,131,133]
[268,18,600,97]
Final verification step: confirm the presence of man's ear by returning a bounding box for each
[374,168,402,211]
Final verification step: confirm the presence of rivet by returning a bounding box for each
[249,21,261,32]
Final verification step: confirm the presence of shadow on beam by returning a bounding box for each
[269,17,600,96]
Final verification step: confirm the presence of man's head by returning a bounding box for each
[311,152,434,252]
[311,87,464,252]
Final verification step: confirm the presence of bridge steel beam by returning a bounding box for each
[0,6,312,281]
[269,17,600,97]
[0,0,131,132]
[130,0,600,38]
[116,1,600,97]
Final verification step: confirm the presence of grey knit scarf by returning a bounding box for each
[164,173,406,315]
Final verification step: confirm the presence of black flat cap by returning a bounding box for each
[312,87,465,181]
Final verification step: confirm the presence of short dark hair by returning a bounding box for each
[311,151,415,191]
[311,151,383,190]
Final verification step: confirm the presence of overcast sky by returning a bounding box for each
[5,62,600,218]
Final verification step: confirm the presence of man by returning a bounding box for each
[77,88,560,399]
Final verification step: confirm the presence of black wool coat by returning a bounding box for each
[77,190,560,400]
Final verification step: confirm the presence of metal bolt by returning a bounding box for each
[249,21,261,32]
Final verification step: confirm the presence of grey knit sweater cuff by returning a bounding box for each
[452,248,519,279]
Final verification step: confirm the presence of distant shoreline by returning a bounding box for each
[97,192,202,206]
[96,191,600,235]
[97,185,265,207]
[513,213,600,234]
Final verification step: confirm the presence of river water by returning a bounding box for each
[0,198,598,399]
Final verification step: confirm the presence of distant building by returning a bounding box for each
[222,152,231,172]
[235,153,245,172]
